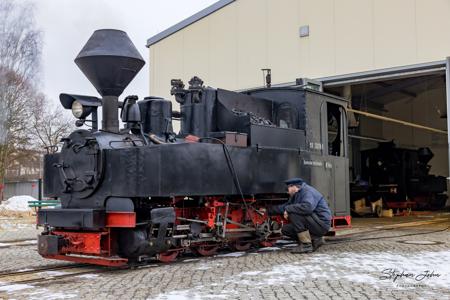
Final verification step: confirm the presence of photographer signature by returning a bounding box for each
[380,269,441,282]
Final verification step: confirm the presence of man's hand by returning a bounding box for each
[283,210,289,220]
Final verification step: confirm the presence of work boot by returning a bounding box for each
[312,236,325,251]
[291,230,313,254]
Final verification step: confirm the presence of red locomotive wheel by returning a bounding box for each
[260,241,274,247]
[157,250,179,263]
[230,241,252,251]
[192,245,219,256]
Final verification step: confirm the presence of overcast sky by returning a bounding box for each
[35,0,216,107]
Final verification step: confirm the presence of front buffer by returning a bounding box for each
[37,209,136,267]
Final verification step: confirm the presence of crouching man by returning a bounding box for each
[268,178,331,254]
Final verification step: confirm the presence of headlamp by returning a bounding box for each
[71,100,85,118]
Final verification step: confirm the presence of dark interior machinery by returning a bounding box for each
[36,29,351,266]
[351,141,447,211]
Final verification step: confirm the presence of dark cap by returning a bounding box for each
[284,177,304,186]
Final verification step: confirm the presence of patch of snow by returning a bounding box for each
[21,288,77,300]
[0,282,34,292]
[17,223,34,228]
[17,268,33,272]
[239,271,262,276]
[151,288,235,300]
[151,290,201,300]
[22,240,37,244]
[149,249,450,300]
[215,251,246,258]
[400,240,439,245]
[274,239,294,244]
[0,195,35,212]
[227,250,450,290]
[257,247,281,252]
[40,271,68,277]
[75,274,99,279]
[29,292,77,300]
[194,261,224,271]
[182,258,200,263]
[0,239,37,247]
[0,222,35,231]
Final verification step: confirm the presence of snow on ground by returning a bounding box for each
[41,271,70,277]
[0,282,34,292]
[0,220,35,231]
[228,250,450,289]
[194,261,225,271]
[23,288,78,300]
[182,258,200,263]
[152,289,230,300]
[215,251,246,258]
[274,239,294,244]
[74,274,99,279]
[0,273,98,299]
[152,249,450,299]
[0,239,36,247]
[0,195,35,212]
[257,246,281,252]
[0,196,36,231]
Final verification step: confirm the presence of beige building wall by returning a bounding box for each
[149,0,450,100]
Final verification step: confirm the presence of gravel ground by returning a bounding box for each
[0,214,449,300]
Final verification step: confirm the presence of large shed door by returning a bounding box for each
[318,60,449,178]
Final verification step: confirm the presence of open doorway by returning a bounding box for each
[323,67,448,211]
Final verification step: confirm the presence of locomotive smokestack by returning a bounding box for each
[75,29,145,133]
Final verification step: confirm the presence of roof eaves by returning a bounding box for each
[146,0,235,47]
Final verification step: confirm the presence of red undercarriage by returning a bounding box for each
[40,197,351,266]
[42,212,136,266]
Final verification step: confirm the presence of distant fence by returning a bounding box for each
[0,179,42,201]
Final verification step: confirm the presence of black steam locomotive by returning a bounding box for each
[37,29,350,266]
[358,141,447,210]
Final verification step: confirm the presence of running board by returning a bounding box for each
[43,254,128,267]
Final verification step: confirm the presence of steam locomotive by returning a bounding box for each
[358,141,447,210]
[37,29,350,266]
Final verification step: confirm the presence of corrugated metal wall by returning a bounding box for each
[2,180,40,201]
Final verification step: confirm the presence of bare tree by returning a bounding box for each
[28,94,74,153]
[0,0,42,187]
[0,68,34,172]
[0,0,41,80]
